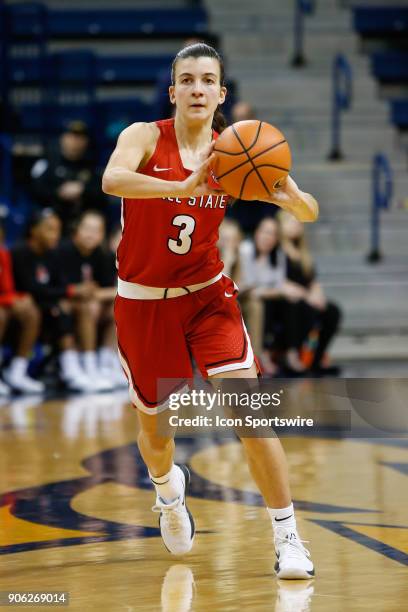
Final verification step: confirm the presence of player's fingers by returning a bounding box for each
[201,152,215,170]
[202,140,216,160]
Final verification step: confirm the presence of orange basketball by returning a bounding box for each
[211,120,291,200]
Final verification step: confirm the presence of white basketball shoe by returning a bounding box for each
[152,465,195,556]
[274,526,315,579]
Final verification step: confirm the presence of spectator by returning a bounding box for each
[278,211,342,375]
[225,102,277,235]
[11,209,98,392]
[58,210,125,389]
[241,216,312,374]
[217,218,243,282]
[239,217,286,374]
[30,121,107,234]
[0,222,43,394]
[231,101,255,122]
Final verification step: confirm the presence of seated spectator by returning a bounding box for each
[58,210,126,389]
[11,209,99,392]
[217,218,243,282]
[239,217,285,374]
[0,222,43,394]
[239,217,309,374]
[30,121,107,234]
[225,101,277,234]
[278,211,342,375]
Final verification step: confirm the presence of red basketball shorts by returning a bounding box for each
[114,275,256,414]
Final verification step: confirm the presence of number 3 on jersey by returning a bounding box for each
[168,215,196,255]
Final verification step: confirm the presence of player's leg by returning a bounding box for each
[210,364,314,579]
[190,277,314,578]
[115,294,195,555]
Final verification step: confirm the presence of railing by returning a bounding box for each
[328,54,352,160]
[292,0,315,67]
[367,153,393,263]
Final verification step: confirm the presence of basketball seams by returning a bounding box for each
[239,164,288,200]
[232,122,272,198]
[216,139,289,180]
[213,121,262,157]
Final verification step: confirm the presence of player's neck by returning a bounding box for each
[174,115,212,151]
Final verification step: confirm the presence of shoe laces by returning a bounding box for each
[152,497,185,535]
[275,527,311,561]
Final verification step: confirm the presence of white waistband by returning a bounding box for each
[117,272,223,300]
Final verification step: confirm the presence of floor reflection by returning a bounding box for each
[161,565,195,612]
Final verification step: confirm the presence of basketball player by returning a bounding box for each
[102,43,318,579]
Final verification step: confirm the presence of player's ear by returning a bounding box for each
[219,86,227,105]
[169,85,176,105]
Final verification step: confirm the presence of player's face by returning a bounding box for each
[75,215,105,251]
[254,219,279,253]
[170,57,226,124]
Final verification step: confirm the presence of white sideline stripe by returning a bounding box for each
[117,348,187,415]
[207,318,254,376]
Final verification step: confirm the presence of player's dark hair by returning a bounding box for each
[171,42,227,133]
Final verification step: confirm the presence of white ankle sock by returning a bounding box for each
[267,502,297,530]
[149,465,184,504]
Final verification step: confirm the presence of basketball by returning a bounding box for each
[211,120,292,200]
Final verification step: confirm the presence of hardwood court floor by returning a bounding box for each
[0,391,407,611]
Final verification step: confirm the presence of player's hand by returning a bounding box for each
[179,149,226,198]
[264,176,319,223]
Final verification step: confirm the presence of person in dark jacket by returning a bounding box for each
[12,209,99,392]
[278,211,342,375]
[30,121,107,234]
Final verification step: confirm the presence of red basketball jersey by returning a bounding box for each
[117,118,229,288]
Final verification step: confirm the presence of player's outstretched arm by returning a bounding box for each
[102,123,220,199]
[264,176,319,223]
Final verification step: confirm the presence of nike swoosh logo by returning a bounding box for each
[224,291,235,298]
[274,514,294,522]
[153,164,172,172]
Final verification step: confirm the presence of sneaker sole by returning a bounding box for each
[275,561,315,580]
[159,464,195,556]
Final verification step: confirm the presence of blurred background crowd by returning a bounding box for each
[2,0,408,395]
